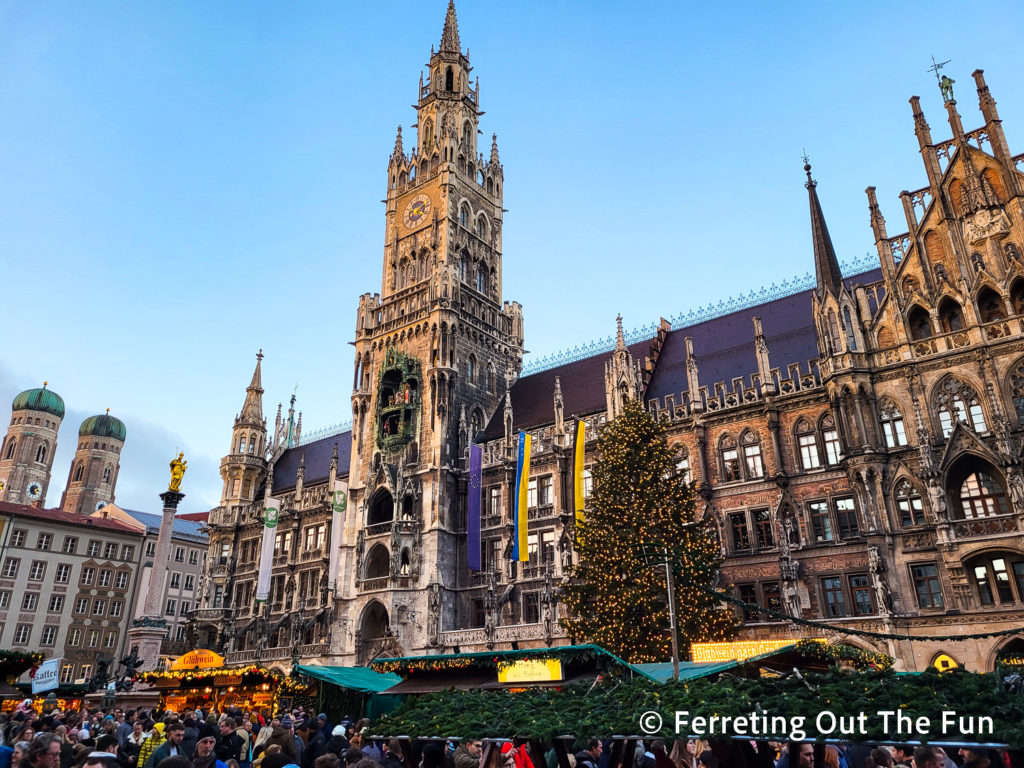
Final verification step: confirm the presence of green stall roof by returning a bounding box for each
[295,664,402,693]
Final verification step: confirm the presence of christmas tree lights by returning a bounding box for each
[560,398,739,662]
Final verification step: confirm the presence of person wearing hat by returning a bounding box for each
[81,751,121,768]
[315,717,331,744]
[264,721,297,762]
[324,728,348,759]
[145,722,185,768]
[193,735,229,768]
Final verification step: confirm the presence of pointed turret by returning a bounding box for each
[605,315,642,419]
[440,0,461,53]
[490,134,500,166]
[805,161,843,297]
[392,125,404,161]
[239,350,265,426]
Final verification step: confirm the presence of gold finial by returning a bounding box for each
[43,381,48,388]
[168,452,188,492]
[106,408,110,414]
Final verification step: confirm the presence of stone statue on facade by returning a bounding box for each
[927,477,949,521]
[868,545,894,615]
[169,452,188,492]
[426,583,441,645]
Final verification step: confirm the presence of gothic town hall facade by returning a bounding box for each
[190,3,1024,673]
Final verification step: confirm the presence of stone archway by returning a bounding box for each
[356,600,400,665]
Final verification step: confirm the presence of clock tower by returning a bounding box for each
[339,0,524,664]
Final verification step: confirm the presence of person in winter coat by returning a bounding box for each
[297,723,325,768]
[453,742,482,768]
[147,723,187,768]
[216,720,244,765]
[575,741,602,768]
[137,724,165,768]
[324,729,348,760]
[381,742,404,768]
[264,725,298,762]
[194,736,230,768]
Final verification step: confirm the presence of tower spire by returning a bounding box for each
[239,350,265,424]
[804,158,843,297]
[393,125,404,160]
[440,0,461,53]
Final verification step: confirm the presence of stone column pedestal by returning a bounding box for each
[127,489,185,672]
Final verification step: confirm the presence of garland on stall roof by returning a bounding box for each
[794,639,893,670]
[704,586,1024,642]
[138,665,282,684]
[0,650,45,678]
[371,647,624,677]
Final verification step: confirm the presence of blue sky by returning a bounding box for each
[1,1,1021,514]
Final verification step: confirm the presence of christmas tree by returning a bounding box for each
[560,398,738,662]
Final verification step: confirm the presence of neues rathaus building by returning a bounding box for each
[190,2,1024,673]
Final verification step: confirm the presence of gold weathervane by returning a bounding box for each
[168,452,188,492]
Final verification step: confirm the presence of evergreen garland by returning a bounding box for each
[375,668,1024,746]
[560,398,738,663]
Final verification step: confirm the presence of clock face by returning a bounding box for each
[403,195,431,229]
[26,481,42,500]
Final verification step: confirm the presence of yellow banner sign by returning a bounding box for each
[170,649,225,670]
[690,639,811,663]
[497,658,563,684]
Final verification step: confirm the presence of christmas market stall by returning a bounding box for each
[293,664,402,720]
[370,643,657,696]
[139,650,310,714]
[0,651,84,714]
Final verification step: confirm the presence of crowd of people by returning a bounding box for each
[564,739,1014,768]
[0,703,1015,768]
[0,701,395,768]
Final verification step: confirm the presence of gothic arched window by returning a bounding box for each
[476,214,488,239]
[35,444,47,464]
[827,309,841,352]
[2,439,13,460]
[843,306,857,351]
[676,450,691,484]
[741,431,764,479]
[470,408,483,438]
[820,413,841,465]
[938,297,964,332]
[796,419,820,469]
[719,435,740,482]
[959,471,1009,519]
[1009,359,1024,424]
[894,479,924,526]
[248,436,256,454]
[476,264,487,294]
[445,66,454,91]
[467,355,476,385]
[879,399,908,448]
[486,363,496,394]
[459,204,470,228]
[73,463,84,482]
[462,121,473,149]
[102,466,112,484]
[908,305,933,340]
[968,553,1024,606]
[977,287,1006,322]
[934,377,986,437]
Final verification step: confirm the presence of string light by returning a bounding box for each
[560,398,739,663]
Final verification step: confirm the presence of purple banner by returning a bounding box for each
[467,443,482,571]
